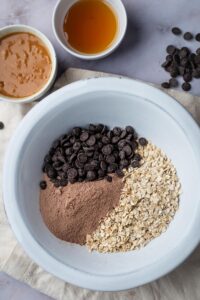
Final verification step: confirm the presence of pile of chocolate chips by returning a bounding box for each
[161,45,200,91]
[41,124,148,188]
[161,27,200,91]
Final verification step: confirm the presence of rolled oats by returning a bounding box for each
[86,143,181,253]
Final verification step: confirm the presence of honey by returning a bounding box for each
[63,0,118,54]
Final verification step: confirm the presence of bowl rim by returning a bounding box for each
[0,24,57,103]
[52,0,127,60]
[3,77,200,291]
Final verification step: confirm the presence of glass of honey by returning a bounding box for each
[53,0,127,59]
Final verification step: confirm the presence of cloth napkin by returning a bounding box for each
[0,68,200,300]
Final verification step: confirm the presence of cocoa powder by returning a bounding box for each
[40,174,123,245]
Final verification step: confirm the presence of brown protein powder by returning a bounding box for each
[40,174,123,245]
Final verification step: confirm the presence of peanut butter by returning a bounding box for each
[0,32,52,98]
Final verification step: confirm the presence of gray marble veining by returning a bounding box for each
[1,0,200,95]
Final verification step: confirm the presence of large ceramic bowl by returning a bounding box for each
[3,77,200,291]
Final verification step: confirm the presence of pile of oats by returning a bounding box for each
[86,143,181,253]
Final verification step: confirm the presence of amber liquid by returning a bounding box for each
[63,0,118,54]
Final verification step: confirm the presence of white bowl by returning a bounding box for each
[0,25,57,103]
[3,77,200,291]
[53,0,127,60]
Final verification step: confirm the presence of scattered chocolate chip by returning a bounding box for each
[172,27,182,35]
[0,121,4,129]
[182,82,191,91]
[183,73,192,82]
[169,78,178,87]
[139,137,148,146]
[183,32,193,41]
[161,82,170,89]
[40,180,47,190]
[195,33,200,42]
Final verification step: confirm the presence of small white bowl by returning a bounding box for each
[53,0,127,60]
[0,25,57,103]
[3,77,200,291]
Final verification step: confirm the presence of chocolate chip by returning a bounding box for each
[80,132,89,142]
[125,125,135,134]
[87,171,96,181]
[120,130,127,139]
[72,127,81,137]
[120,159,129,167]
[134,153,142,161]
[196,48,200,55]
[113,127,121,136]
[131,161,140,168]
[172,27,182,35]
[98,169,105,178]
[100,160,107,171]
[0,121,4,129]
[60,179,68,187]
[139,137,148,146]
[89,124,96,132]
[119,150,126,160]
[179,47,190,58]
[106,155,115,164]
[123,145,132,156]
[195,33,200,42]
[78,168,85,177]
[182,82,191,91]
[161,82,170,89]
[47,168,57,179]
[169,78,178,87]
[118,139,127,149]
[40,180,47,190]
[166,45,176,55]
[73,142,81,151]
[112,136,120,144]
[84,163,95,171]
[102,144,113,155]
[77,153,87,163]
[86,135,96,146]
[67,168,78,179]
[115,169,124,178]
[184,32,193,41]
[183,73,192,82]
[102,136,110,144]
[106,175,112,182]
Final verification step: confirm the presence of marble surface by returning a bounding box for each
[1,1,200,299]
[1,0,200,95]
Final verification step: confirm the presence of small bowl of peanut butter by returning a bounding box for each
[0,25,57,103]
